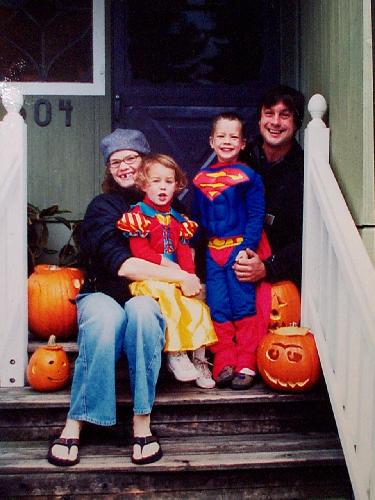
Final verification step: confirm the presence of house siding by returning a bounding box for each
[299,0,374,240]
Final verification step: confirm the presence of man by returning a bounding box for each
[235,85,305,288]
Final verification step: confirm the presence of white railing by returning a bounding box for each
[302,94,375,500]
[0,87,28,387]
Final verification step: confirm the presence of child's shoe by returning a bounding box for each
[216,365,235,388]
[231,368,255,390]
[167,352,199,382]
[192,356,215,389]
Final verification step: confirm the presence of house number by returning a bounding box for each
[34,99,73,127]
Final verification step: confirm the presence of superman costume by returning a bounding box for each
[117,196,217,352]
[192,162,271,377]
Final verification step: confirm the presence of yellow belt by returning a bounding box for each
[208,236,243,250]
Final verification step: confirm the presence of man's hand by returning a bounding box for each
[180,273,202,297]
[232,248,266,283]
[235,249,248,263]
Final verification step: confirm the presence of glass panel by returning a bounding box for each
[0,0,92,83]
[126,0,265,86]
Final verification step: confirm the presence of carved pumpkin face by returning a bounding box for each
[28,264,84,340]
[257,326,321,392]
[269,280,301,329]
[27,335,70,391]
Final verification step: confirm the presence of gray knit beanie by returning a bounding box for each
[100,128,151,163]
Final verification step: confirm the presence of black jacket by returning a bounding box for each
[240,137,304,287]
[79,187,141,305]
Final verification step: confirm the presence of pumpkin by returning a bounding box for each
[269,280,301,329]
[27,335,70,391]
[28,264,84,340]
[257,326,321,392]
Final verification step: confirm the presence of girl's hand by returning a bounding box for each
[180,273,202,297]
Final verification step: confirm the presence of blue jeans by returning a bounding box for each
[68,293,166,426]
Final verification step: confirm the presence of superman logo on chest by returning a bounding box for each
[193,167,249,201]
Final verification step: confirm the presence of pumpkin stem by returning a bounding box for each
[48,335,57,346]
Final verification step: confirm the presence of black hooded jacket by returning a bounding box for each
[240,137,304,287]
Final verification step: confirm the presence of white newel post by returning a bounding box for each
[301,94,329,323]
[0,86,28,387]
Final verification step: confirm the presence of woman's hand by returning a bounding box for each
[180,273,202,297]
[232,248,266,283]
[160,256,181,269]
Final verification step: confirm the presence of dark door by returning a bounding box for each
[112,0,281,198]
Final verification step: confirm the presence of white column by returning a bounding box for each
[0,86,28,387]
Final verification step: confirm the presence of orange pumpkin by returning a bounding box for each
[28,264,84,340]
[27,335,70,391]
[257,326,321,392]
[269,280,301,329]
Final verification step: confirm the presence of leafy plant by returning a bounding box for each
[27,203,82,274]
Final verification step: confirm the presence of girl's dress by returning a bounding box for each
[117,197,217,352]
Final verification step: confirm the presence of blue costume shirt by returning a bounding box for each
[192,161,265,322]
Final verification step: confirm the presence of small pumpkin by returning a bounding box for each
[257,326,321,392]
[28,264,84,340]
[269,280,301,329]
[27,335,70,391]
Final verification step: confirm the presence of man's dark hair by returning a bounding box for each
[258,85,306,130]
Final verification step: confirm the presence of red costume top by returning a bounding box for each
[117,196,197,274]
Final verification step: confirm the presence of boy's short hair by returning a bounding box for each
[211,112,247,138]
[136,153,187,192]
[258,85,306,130]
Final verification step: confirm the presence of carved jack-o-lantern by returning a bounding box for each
[27,335,70,391]
[269,281,301,329]
[257,326,321,392]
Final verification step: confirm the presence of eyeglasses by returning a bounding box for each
[109,154,140,169]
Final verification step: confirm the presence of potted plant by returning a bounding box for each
[27,203,82,275]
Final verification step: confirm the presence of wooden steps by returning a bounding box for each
[0,378,353,498]
[0,433,348,498]
[0,380,337,440]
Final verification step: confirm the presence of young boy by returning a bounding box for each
[192,112,271,389]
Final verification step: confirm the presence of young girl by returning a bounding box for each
[192,112,272,390]
[117,153,217,388]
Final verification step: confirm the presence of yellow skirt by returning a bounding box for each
[129,280,217,352]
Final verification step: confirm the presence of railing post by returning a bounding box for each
[0,86,28,387]
[301,94,329,324]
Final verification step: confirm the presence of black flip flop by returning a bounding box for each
[132,435,163,465]
[47,437,80,466]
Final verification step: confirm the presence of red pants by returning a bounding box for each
[210,279,271,379]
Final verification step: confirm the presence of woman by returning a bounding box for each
[47,129,201,466]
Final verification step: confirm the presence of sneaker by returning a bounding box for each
[193,357,216,389]
[167,352,199,382]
